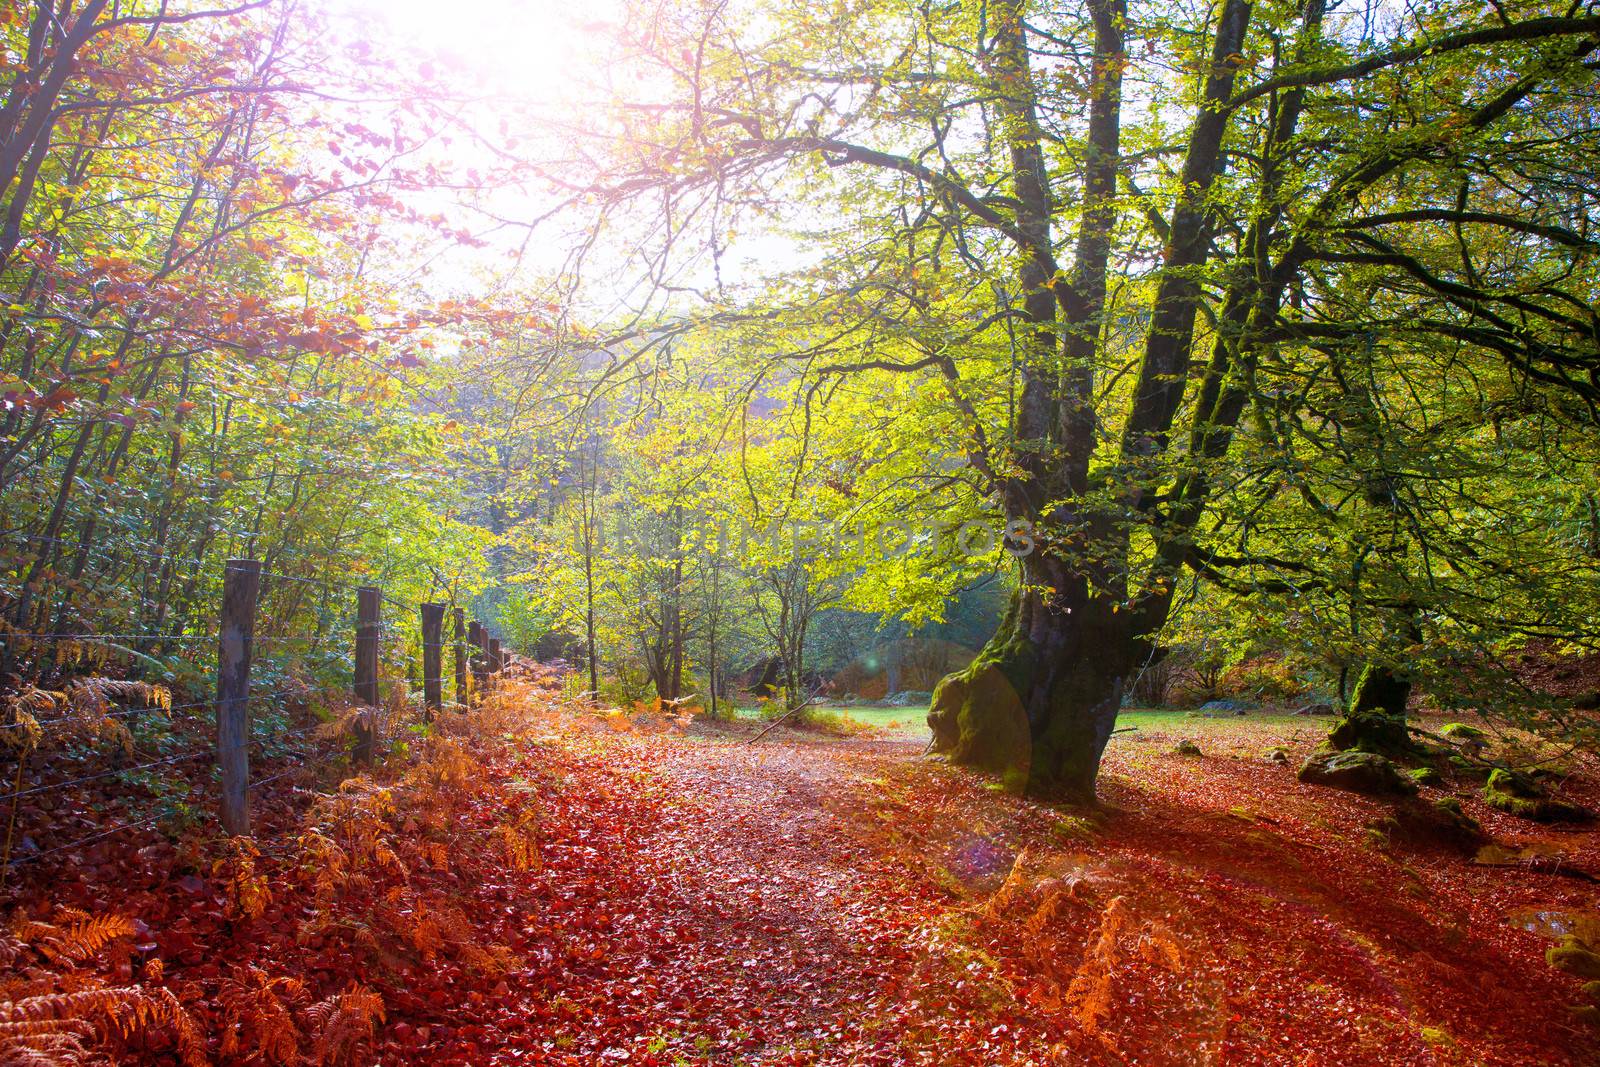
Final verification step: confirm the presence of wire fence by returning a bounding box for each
[0,558,510,875]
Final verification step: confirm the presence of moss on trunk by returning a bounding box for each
[928,589,1129,802]
[1327,661,1419,756]
[927,594,1034,789]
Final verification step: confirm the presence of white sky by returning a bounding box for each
[325,0,614,108]
[305,0,799,322]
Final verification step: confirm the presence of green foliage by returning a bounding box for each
[495,591,560,656]
[0,3,495,697]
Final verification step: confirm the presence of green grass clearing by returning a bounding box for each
[729,703,1338,745]
[824,704,931,735]
[728,702,932,736]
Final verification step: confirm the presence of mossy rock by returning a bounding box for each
[1439,722,1486,741]
[1424,797,1483,848]
[1430,796,1481,835]
[1298,750,1418,797]
[1174,739,1203,757]
[1548,936,1600,981]
[1373,797,1483,850]
[1571,1004,1600,1027]
[1583,980,1600,1003]
[1483,769,1593,824]
[1263,746,1290,765]
[1446,753,1493,781]
[1328,664,1423,756]
[927,658,1031,788]
[1418,1026,1453,1048]
[1407,766,1443,787]
[1327,710,1415,755]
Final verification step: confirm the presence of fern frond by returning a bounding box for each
[60,679,167,757]
[495,811,541,873]
[305,984,383,1067]
[14,912,136,966]
[0,689,53,753]
[0,985,204,1067]
[218,965,305,1064]
[312,705,372,742]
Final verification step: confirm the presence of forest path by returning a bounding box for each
[439,715,1600,1067]
[452,727,1030,1066]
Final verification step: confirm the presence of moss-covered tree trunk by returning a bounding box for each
[1328,607,1423,754]
[928,557,1139,802]
[1327,661,1417,754]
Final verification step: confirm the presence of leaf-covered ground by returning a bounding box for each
[4,687,1598,1065]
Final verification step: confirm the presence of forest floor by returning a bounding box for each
[4,682,1599,1065]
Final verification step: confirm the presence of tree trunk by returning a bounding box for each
[1327,662,1417,755]
[928,561,1138,801]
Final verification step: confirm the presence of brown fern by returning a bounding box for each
[218,965,306,1065]
[57,679,170,757]
[0,689,57,754]
[1066,895,1131,1034]
[0,986,205,1067]
[495,809,541,873]
[311,704,374,743]
[10,909,136,966]
[305,984,384,1067]
[214,838,272,922]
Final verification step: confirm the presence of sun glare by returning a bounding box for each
[325,0,613,106]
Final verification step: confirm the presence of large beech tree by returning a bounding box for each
[545,0,1600,798]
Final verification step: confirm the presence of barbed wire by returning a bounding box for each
[0,699,215,732]
[257,568,362,591]
[247,768,304,792]
[3,812,169,869]
[0,748,215,805]
[0,632,218,642]
[0,566,509,870]
[0,628,462,649]
[0,530,213,578]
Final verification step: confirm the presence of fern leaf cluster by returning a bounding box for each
[218,965,307,1065]
[304,984,384,1067]
[0,909,203,1066]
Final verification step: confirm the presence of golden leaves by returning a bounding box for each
[215,838,272,923]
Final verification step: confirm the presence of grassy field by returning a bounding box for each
[731,702,1340,745]
[730,702,932,736]
[823,704,931,735]
[1107,707,1340,767]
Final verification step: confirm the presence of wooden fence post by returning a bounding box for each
[488,637,503,680]
[421,602,444,720]
[215,559,261,836]
[471,621,489,697]
[354,586,380,764]
[452,607,467,708]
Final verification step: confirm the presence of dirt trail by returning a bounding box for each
[461,732,1008,1066]
[440,720,1599,1067]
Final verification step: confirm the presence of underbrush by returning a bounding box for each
[0,667,583,1064]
